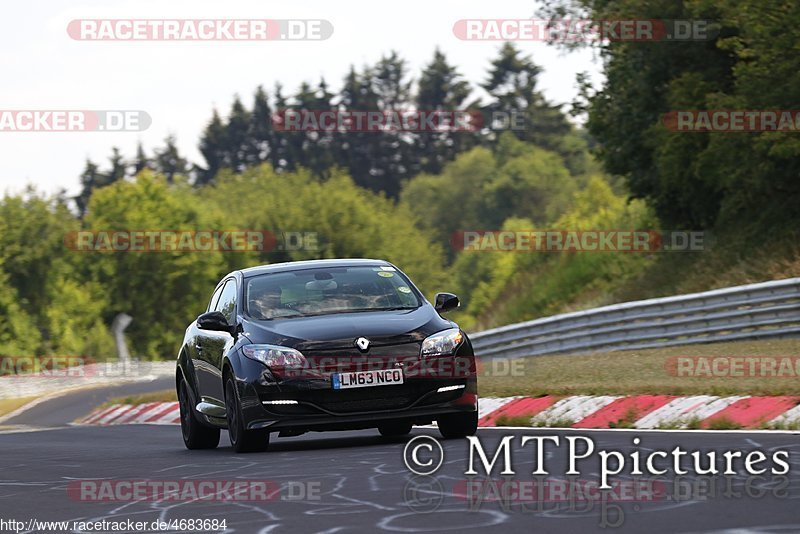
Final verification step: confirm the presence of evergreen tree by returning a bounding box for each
[415,48,476,173]
[134,142,152,175]
[75,159,103,217]
[246,85,274,167]
[107,147,127,184]
[154,135,188,184]
[197,110,227,185]
[482,43,570,149]
[270,83,299,172]
[225,96,251,172]
[294,79,336,179]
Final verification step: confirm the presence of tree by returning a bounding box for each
[246,85,274,167]
[134,142,153,175]
[108,147,127,183]
[84,172,227,359]
[539,0,754,228]
[225,96,251,173]
[291,79,337,179]
[336,65,380,190]
[415,48,477,173]
[197,110,227,185]
[75,159,103,217]
[154,135,189,184]
[269,83,300,172]
[482,43,571,149]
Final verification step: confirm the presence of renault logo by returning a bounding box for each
[355,337,370,352]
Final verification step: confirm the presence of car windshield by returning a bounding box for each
[245,265,421,320]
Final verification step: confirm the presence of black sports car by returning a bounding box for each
[176,258,478,452]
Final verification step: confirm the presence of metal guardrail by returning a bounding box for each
[469,278,800,359]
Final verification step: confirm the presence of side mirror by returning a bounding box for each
[197,311,232,333]
[434,292,460,313]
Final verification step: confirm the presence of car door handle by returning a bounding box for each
[196,344,204,352]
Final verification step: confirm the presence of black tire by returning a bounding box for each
[225,378,269,453]
[378,420,412,437]
[438,411,478,439]
[178,379,220,450]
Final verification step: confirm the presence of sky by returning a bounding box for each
[0,0,603,197]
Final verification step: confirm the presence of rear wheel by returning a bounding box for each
[225,378,269,453]
[378,421,412,437]
[178,380,220,450]
[438,411,478,439]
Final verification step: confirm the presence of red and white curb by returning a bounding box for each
[80,402,181,426]
[480,395,800,429]
[78,395,800,430]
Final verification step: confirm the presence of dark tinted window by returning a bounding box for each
[214,279,238,323]
[207,284,224,312]
[245,266,420,320]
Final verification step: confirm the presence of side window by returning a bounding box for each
[215,280,238,324]
[207,284,224,312]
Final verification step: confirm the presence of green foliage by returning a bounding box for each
[451,177,656,329]
[7,25,793,367]
[43,277,115,358]
[84,172,228,359]
[0,266,38,357]
[401,133,581,254]
[206,166,449,295]
[545,0,800,230]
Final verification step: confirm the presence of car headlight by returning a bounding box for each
[242,344,307,368]
[421,328,463,357]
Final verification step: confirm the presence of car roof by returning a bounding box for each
[237,258,393,278]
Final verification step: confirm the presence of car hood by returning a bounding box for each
[241,305,453,350]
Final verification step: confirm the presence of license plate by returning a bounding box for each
[332,369,404,389]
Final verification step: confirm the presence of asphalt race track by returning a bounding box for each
[1,423,799,533]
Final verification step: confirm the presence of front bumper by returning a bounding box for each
[233,353,478,432]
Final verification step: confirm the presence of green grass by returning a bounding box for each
[761,420,800,431]
[0,397,37,418]
[471,229,800,332]
[607,407,641,429]
[101,389,177,408]
[478,338,800,397]
[494,414,535,427]
[705,416,744,430]
[532,417,575,428]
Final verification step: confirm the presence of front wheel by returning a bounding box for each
[225,378,269,453]
[438,411,478,439]
[178,380,220,450]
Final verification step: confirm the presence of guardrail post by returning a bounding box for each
[111,313,133,363]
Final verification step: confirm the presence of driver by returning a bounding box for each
[249,285,283,319]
